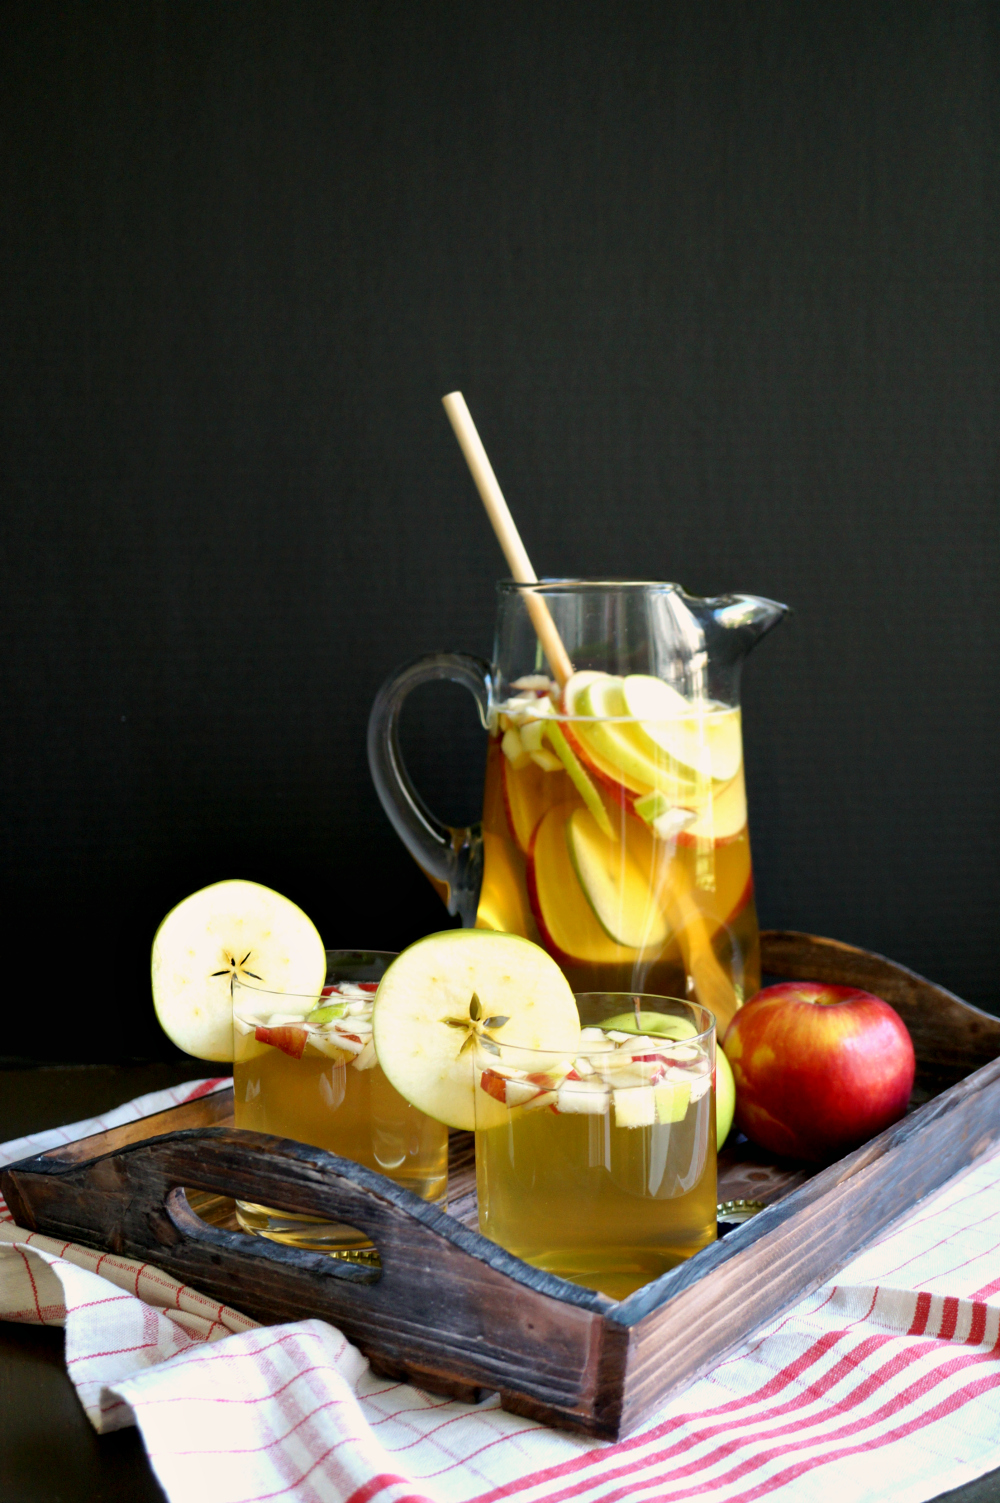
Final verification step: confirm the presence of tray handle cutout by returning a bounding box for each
[104,1125,474,1290]
[166,1186,381,1284]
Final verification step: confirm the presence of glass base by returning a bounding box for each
[234,1199,381,1257]
[234,1193,446,1259]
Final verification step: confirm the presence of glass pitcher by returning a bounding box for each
[368,581,785,1032]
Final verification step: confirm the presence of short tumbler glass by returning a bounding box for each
[474,994,716,1300]
[232,948,449,1252]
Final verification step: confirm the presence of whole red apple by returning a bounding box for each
[723,982,915,1161]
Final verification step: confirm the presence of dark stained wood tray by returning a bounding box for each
[4,932,1000,1440]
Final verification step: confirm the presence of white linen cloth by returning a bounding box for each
[2,1078,1000,1503]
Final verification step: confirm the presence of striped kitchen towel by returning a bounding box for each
[2,1080,1000,1503]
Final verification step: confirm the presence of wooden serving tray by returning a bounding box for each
[4,932,1000,1440]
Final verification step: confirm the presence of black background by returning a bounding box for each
[2,1,997,1063]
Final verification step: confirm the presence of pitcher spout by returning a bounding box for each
[706,593,788,657]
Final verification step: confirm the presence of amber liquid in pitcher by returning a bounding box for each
[475,696,760,1014]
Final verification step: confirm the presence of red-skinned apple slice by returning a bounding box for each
[500,748,553,854]
[562,671,707,809]
[254,1024,308,1059]
[479,1068,509,1104]
[562,673,652,805]
[565,807,671,949]
[575,675,704,802]
[527,803,642,965]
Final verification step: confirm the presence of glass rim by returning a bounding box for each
[231,949,396,1014]
[490,696,739,722]
[476,994,716,1061]
[496,578,682,596]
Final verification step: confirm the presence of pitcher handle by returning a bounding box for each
[367,653,491,927]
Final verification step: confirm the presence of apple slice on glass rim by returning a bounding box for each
[372,929,581,1131]
[151,879,327,1061]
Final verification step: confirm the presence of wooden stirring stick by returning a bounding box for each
[441,390,738,1025]
[442,391,574,688]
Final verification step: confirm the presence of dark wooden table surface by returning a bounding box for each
[2,1063,998,1503]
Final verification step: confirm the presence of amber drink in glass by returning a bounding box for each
[232,949,448,1251]
[475,994,716,1301]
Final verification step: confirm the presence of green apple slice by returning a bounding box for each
[716,1046,736,1146]
[565,808,671,949]
[562,671,655,798]
[372,930,581,1130]
[151,879,326,1061]
[543,721,613,837]
[562,669,607,715]
[578,676,705,803]
[622,675,743,784]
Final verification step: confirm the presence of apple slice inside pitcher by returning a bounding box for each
[565,807,671,949]
[151,879,327,1060]
[562,672,651,801]
[676,767,748,844]
[500,750,553,855]
[563,671,706,806]
[527,803,644,965]
[621,674,743,784]
[372,929,581,1130]
[476,830,539,938]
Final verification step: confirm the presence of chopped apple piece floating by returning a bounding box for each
[519,719,547,754]
[505,1077,547,1108]
[556,1079,611,1114]
[253,1024,308,1060]
[501,726,528,765]
[654,1079,692,1123]
[530,749,562,773]
[613,1084,657,1127]
[633,790,698,842]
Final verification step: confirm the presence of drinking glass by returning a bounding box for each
[232,948,448,1252]
[474,993,716,1300]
